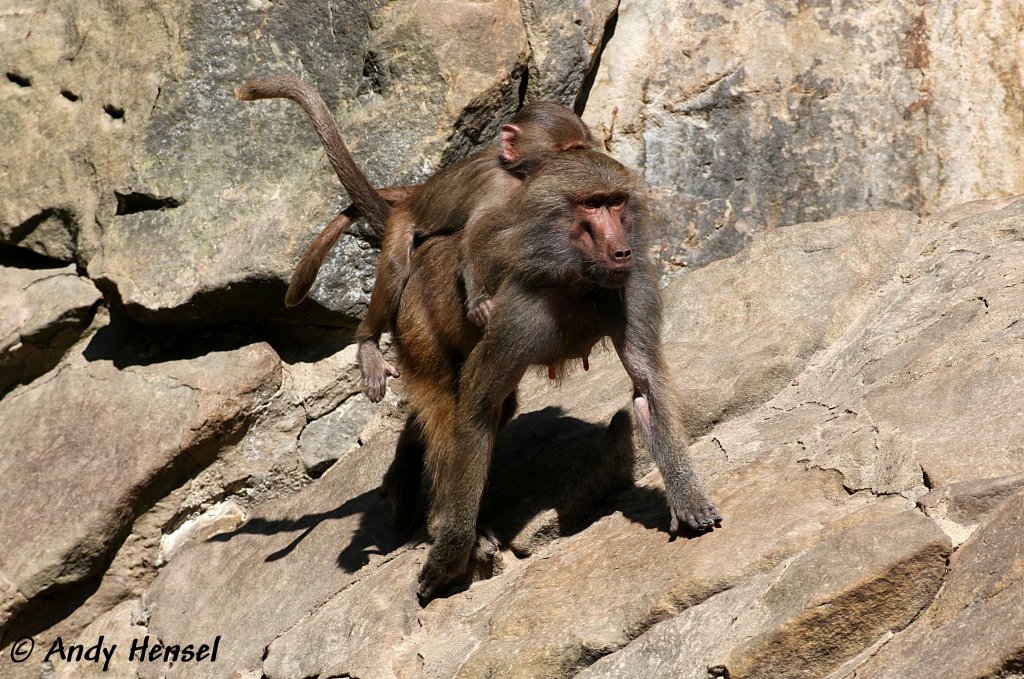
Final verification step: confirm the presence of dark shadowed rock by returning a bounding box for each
[0,264,101,396]
[299,392,378,475]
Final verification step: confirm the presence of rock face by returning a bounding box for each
[0,0,531,324]
[583,1,1024,269]
[7,197,1019,679]
[0,264,101,396]
[4,2,1020,325]
[844,490,1024,679]
[2,2,1024,678]
[0,341,280,630]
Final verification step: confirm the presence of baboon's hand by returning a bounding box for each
[668,489,721,535]
[363,361,399,403]
[358,341,400,403]
[467,298,494,328]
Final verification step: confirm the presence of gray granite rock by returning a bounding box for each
[583,1,1024,269]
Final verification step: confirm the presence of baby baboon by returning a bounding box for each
[238,76,594,400]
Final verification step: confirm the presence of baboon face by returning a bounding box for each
[516,149,642,289]
[570,190,633,287]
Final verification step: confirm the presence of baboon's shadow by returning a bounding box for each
[212,405,676,577]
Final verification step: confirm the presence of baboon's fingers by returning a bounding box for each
[467,299,493,327]
[669,501,722,537]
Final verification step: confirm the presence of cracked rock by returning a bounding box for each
[0,264,101,396]
[0,342,280,633]
[843,490,1024,679]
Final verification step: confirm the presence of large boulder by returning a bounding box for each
[844,489,1024,679]
[579,504,949,679]
[0,341,280,633]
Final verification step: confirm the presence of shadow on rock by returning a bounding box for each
[83,294,355,368]
[204,403,689,591]
[487,405,713,545]
[476,406,641,555]
[210,489,404,574]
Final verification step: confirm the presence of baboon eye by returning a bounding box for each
[583,197,604,209]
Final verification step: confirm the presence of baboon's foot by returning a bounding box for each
[417,527,502,603]
[467,526,503,580]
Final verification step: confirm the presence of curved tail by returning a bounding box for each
[285,185,418,307]
[236,75,390,238]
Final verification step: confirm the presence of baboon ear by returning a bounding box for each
[500,124,523,163]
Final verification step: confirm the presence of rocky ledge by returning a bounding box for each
[3,197,1021,679]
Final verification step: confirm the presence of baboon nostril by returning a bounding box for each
[615,249,632,261]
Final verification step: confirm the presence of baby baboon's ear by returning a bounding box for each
[499,124,523,164]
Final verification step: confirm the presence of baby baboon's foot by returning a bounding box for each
[472,526,501,561]
[669,493,722,535]
[358,342,399,403]
[467,526,504,580]
[467,298,493,327]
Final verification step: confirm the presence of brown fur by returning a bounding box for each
[358,103,594,400]
[238,76,594,400]
[238,76,721,602]
[394,149,721,600]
